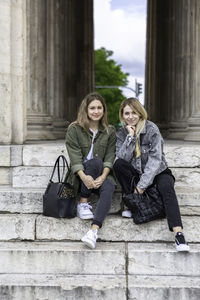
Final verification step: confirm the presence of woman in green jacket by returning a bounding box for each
[66,92,116,249]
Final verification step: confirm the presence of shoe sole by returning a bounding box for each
[77,213,94,220]
[81,237,95,249]
[122,214,132,218]
[175,244,190,252]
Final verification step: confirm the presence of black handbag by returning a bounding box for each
[43,155,76,218]
[122,178,165,224]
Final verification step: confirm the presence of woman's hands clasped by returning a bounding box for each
[81,174,105,189]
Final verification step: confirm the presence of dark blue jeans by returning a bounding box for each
[113,158,183,231]
[80,158,115,228]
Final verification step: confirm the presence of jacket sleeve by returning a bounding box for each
[116,128,136,162]
[137,128,163,189]
[65,126,84,174]
[103,126,116,169]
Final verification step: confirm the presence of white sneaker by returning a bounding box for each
[77,202,94,219]
[122,210,132,218]
[81,229,98,249]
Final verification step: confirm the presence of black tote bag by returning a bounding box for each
[43,155,76,218]
[123,178,165,224]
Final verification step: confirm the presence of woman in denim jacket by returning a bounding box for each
[66,92,116,249]
[113,97,190,252]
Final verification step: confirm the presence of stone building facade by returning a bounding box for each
[0,0,200,144]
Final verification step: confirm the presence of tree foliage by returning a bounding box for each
[95,47,129,126]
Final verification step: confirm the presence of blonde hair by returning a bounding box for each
[69,92,108,131]
[119,98,147,157]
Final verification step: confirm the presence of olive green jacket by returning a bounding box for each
[65,123,116,194]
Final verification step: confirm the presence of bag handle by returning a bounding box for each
[130,176,148,198]
[130,177,139,193]
[49,155,70,183]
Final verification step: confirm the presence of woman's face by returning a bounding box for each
[123,105,140,126]
[87,99,104,122]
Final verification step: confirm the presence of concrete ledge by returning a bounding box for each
[129,275,200,300]
[0,214,36,240]
[36,215,200,243]
[0,274,126,300]
[12,166,200,188]
[23,144,68,166]
[0,168,11,185]
[0,186,199,215]
[128,243,200,276]
[0,241,125,275]
[164,144,200,167]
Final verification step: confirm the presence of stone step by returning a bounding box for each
[0,274,126,300]
[0,274,199,300]
[11,165,200,188]
[0,214,199,243]
[0,241,125,275]
[1,141,199,167]
[36,215,200,243]
[0,187,121,214]
[128,243,200,276]
[0,241,199,282]
[129,275,200,300]
[0,186,200,215]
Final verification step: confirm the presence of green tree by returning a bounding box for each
[95,47,129,126]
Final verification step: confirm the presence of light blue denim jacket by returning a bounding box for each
[116,120,168,189]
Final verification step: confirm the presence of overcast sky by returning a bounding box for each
[94,0,147,102]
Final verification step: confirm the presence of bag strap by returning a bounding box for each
[49,155,70,183]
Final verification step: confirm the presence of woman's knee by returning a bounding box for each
[156,174,175,194]
[113,158,127,172]
[101,179,115,194]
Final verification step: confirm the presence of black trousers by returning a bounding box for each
[80,158,115,228]
[113,158,183,231]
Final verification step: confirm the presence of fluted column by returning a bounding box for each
[0,0,27,144]
[145,0,200,141]
[26,0,94,139]
[65,0,94,123]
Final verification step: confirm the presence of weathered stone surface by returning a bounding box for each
[11,145,23,166]
[0,274,126,300]
[0,168,11,185]
[0,241,125,274]
[0,187,45,213]
[0,146,10,166]
[172,168,200,188]
[0,186,199,215]
[23,144,69,166]
[164,144,200,167]
[12,166,52,188]
[36,215,200,243]
[0,214,36,240]
[128,275,200,300]
[128,243,200,276]
[11,166,200,189]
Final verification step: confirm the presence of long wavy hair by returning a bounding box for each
[70,92,108,131]
[119,97,147,157]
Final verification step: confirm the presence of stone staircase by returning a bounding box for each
[0,140,200,299]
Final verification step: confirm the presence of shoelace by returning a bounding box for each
[82,203,92,210]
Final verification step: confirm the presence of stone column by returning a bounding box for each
[65,0,94,123]
[145,0,200,141]
[0,0,26,144]
[26,0,94,139]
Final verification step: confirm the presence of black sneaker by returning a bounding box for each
[175,232,190,252]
